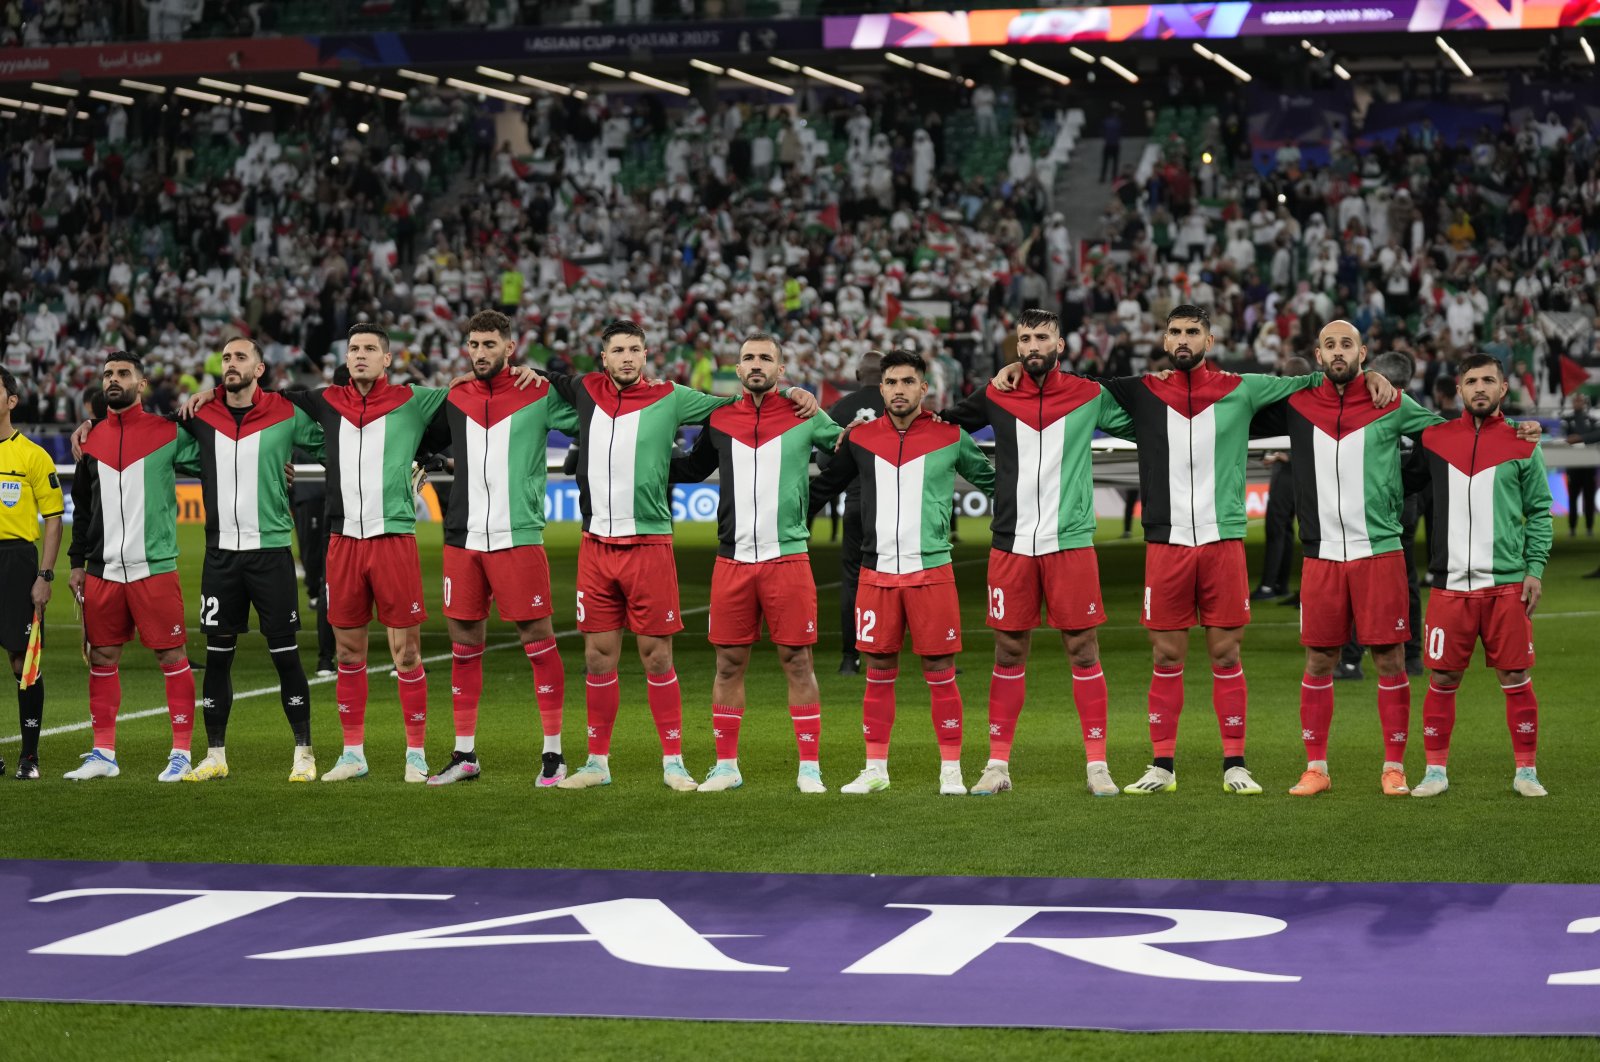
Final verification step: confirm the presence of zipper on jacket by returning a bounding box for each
[1332,388,1347,560]
[1465,422,1481,590]
[1034,383,1044,555]
[895,425,906,572]
[482,375,494,547]
[356,391,367,537]
[606,386,623,537]
[115,415,130,579]
[750,400,763,561]
[1186,372,1197,543]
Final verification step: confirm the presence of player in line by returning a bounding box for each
[1254,322,1542,796]
[0,366,64,780]
[808,349,996,795]
[998,305,1396,794]
[937,309,1133,797]
[669,332,843,793]
[189,324,452,783]
[1413,355,1553,798]
[510,321,819,791]
[66,351,202,781]
[429,310,579,786]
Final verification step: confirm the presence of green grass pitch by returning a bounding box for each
[4,517,1598,1059]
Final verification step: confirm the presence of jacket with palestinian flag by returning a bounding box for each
[546,372,732,540]
[443,370,579,550]
[1418,413,1552,591]
[287,377,449,539]
[939,370,1135,556]
[807,411,995,577]
[1253,382,1441,562]
[1104,361,1321,545]
[69,403,201,582]
[183,388,326,551]
[670,392,843,562]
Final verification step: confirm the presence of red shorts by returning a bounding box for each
[986,548,1107,631]
[855,566,962,656]
[1141,540,1251,631]
[708,555,817,646]
[1424,584,1535,672]
[576,536,682,636]
[83,571,187,650]
[442,544,553,623]
[327,533,427,629]
[1299,553,1410,648]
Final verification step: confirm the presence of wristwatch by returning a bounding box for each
[36,570,54,582]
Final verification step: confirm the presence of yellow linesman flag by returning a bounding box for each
[19,610,42,690]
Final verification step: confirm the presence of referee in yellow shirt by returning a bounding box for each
[0,366,64,780]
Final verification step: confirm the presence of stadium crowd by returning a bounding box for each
[2,65,1599,429]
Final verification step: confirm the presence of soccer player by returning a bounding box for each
[65,351,202,781]
[0,366,64,780]
[935,309,1133,797]
[669,332,843,793]
[824,352,884,675]
[532,320,819,791]
[430,310,580,786]
[190,325,452,782]
[1412,354,1553,798]
[807,349,996,795]
[176,337,326,783]
[996,306,1394,795]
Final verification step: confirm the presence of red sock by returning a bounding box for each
[987,663,1026,761]
[789,702,821,761]
[1072,664,1109,762]
[335,662,368,746]
[926,666,963,762]
[397,666,428,747]
[1148,666,1184,758]
[161,660,195,753]
[1503,678,1538,768]
[863,667,897,758]
[88,665,120,750]
[646,669,682,756]
[1377,676,1411,763]
[1299,672,1334,762]
[1213,665,1247,757]
[712,704,743,760]
[525,638,564,738]
[1423,681,1457,766]
[585,671,619,755]
[451,644,484,740]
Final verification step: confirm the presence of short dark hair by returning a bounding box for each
[740,331,784,359]
[1458,353,1504,379]
[222,335,264,360]
[1166,304,1211,331]
[879,349,927,378]
[0,366,16,401]
[348,324,390,352]
[466,309,513,338]
[1017,308,1060,333]
[600,320,647,348]
[1370,351,1415,391]
[105,349,144,373]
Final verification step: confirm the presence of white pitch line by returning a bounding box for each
[1,560,987,745]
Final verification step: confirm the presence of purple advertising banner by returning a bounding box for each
[3,859,1600,1033]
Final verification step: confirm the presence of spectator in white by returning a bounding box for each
[107,103,127,145]
[1447,290,1479,350]
[1337,182,1369,233]
[1224,221,1256,274]
[972,83,998,139]
[1302,210,1328,252]
[1275,141,1302,172]
[1045,213,1073,291]
[912,128,935,197]
[1007,130,1033,184]
[1250,200,1278,249]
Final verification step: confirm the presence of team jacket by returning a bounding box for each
[288,378,448,539]
[547,373,731,539]
[807,411,995,576]
[69,403,201,582]
[1418,413,1552,591]
[670,393,843,563]
[183,389,325,551]
[1104,361,1320,545]
[1252,382,1441,562]
[940,371,1134,556]
[443,370,579,550]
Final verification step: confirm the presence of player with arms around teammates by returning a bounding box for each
[1413,354,1554,799]
[66,351,203,782]
[937,309,1135,798]
[431,310,580,786]
[0,366,65,780]
[669,332,843,793]
[809,349,996,796]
